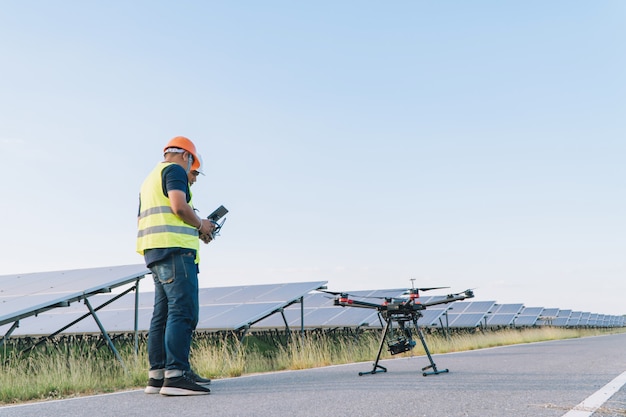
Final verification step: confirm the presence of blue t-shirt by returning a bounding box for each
[140,163,198,268]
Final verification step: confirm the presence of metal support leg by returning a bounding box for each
[1,321,19,348]
[279,308,291,343]
[84,298,127,372]
[238,326,250,344]
[133,278,140,355]
[359,317,391,376]
[412,316,448,376]
[300,296,304,339]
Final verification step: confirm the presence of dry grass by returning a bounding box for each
[1,327,624,405]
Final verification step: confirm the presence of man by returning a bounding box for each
[137,136,215,396]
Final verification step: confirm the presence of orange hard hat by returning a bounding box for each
[163,136,201,170]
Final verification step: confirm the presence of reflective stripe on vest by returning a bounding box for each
[136,162,199,262]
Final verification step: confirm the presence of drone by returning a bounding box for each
[320,281,474,377]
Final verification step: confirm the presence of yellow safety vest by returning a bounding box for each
[136,162,199,262]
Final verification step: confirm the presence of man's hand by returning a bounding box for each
[197,218,215,235]
[198,219,216,244]
[199,233,213,244]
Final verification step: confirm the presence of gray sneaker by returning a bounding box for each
[159,373,211,396]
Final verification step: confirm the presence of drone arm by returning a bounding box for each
[421,289,474,308]
[334,298,381,309]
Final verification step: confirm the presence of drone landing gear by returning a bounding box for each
[359,314,448,377]
[358,325,388,375]
[358,364,386,376]
[359,316,394,376]
[414,322,448,376]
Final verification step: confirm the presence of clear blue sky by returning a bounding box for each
[1,1,624,315]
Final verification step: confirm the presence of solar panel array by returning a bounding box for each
[0,264,150,327]
[1,278,327,337]
[254,295,623,330]
[1,265,624,340]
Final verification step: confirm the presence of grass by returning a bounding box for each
[1,327,624,405]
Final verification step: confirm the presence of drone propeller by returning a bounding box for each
[317,290,347,297]
[317,290,353,303]
[452,288,475,297]
[440,288,476,297]
[403,286,449,293]
[402,286,450,302]
[317,289,397,300]
[319,287,450,305]
[317,290,388,309]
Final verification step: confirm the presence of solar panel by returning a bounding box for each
[519,307,544,316]
[1,280,327,335]
[184,281,328,331]
[198,303,282,330]
[0,292,153,336]
[0,264,149,329]
[448,301,494,314]
[418,308,448,327]
[513,315,539,326]
[486,314,517,326]
[566,311,583,326]
[442,313,487,328]
[199,281,325,304]
[512,306,543,327]
[464,301,496,313]
[566,317,580,326]
[577,312,590,326]
[250,293,338,329]
[11,306,156,335]
[323,309,380,327]
[492,304,524,314]
[0,264,152,368]
[294,308,350,327]
[248,308,307,328]
[557,309,572,318]
[551,317,570,326]
[537,308,560,325]
[446,301,471,313]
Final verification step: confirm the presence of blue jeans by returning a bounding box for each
[148,251,199,372]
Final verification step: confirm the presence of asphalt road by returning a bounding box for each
[1,333,625,417]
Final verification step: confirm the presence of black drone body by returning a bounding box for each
[321,286,475,377]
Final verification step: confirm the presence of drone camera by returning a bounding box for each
[387,337,416,355]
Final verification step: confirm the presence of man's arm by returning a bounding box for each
[168,189,215,237]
